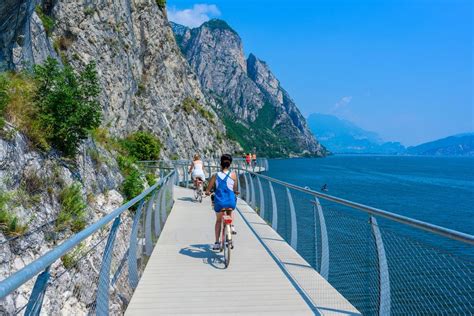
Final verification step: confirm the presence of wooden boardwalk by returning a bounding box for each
[126,186,359,315]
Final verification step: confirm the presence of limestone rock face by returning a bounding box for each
[1,0,237,158]
[0,1,241,313]
[172,19,326,157]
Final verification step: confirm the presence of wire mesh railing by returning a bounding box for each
[0,170,176,315]
[238,169,474,315]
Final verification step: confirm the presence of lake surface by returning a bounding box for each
[266,155,474,234]
[255,155,473,314]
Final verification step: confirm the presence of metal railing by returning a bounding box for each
[0,170,176,315]
[238,168,474,315]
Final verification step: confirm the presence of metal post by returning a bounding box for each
[161,179,168,223]
[145,193,156,256]
[370,216,391,316]
[313,198,329,280]
[25,266,51,316]
[154,188,163,237]
[237,164,241,195]
[249,173,256,208]
[257,176,265,219]
[128,200,145,288]
[286,188,297,250]
[269,181,278,231]
[243,172,250,202]
[96,216,121,315]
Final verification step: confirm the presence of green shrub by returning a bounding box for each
[56,183,88,232]
[156,0,166,9]
[117,154,137,176]
[61,242,85,269]
[181,97,215,123]
[87,148,103,166]
[0,74,9,128]
[146,173,156,186]
[0,191,27,236]
[121,131,161,161]
[122,170,144,202]
[0,72,48,149]
[35,5,54,36]
[34,57,102,156]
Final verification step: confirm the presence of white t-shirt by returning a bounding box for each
[216,171,234,191]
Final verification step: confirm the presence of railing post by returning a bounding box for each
[128,200,145,288]
[96,216,121,316]
[145,192,156,256]
[313,198,329,280]
[286,187,297,250]
[370,216,391,316]
[269,181,278,231]
[243,172,250,202]
[161,179,168,223]
[257,176,265,219]
[249,173,256,208]
[154,188,163,237]
[25,266,51,316]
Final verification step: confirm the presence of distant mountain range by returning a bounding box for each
[307,114,405,154]
[406,133,474,156]
[308,113,474,156]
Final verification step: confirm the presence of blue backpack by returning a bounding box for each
[214,172,236,212]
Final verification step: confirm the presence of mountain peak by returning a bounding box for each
[201,19,237,34]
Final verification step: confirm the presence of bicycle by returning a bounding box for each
[193,177,204,203]
[220,211,233,268]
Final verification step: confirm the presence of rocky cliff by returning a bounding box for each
[172,19,326,157]
[0,1,239,314]
[1,0,236,158]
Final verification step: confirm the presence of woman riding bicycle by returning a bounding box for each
[188,154,206,188]
[205,154,238,250]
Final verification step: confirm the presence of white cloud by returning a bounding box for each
[168,4,221,28]
[332,96,353,112]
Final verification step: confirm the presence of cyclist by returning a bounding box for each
[188,154,205,188]
[205,154,238,250]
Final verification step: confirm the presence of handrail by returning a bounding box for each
[243,170,474,246]
[0,171,175,299]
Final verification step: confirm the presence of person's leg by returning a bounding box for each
[215,211,223,243]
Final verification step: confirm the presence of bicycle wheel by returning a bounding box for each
[223,225,231,268]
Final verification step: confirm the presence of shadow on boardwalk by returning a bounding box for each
[179,244,226,270]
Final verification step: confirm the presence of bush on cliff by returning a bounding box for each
[34,57,102,156]
[56,183,88,232]
[120,131,162,161]
[0,58,101,156]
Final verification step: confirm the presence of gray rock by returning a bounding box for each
[172,19,327,157]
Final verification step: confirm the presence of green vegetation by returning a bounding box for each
[0,192,28,236]
[35,5,55,36]
[57,183,88,232]
[156,0,166,9]
[146,173,156,186]
[0,58,101,156]
[122,170,144,202]
[181,97,215,123]
[120,131,162,161]
[61,242,85,269]
[202,19,237,35]
[223,102,297,157]
[0,74,9,128]
[87,148,104,166]
[34,57,101,156]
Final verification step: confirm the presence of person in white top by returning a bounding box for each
[188,154,206,188]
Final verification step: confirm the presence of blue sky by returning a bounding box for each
[168,0,473,146]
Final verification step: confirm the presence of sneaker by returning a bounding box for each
[212,242,220,251]
[231,225,237,235]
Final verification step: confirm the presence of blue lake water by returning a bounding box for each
[266,155,474,234]
[254,156,474,314]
